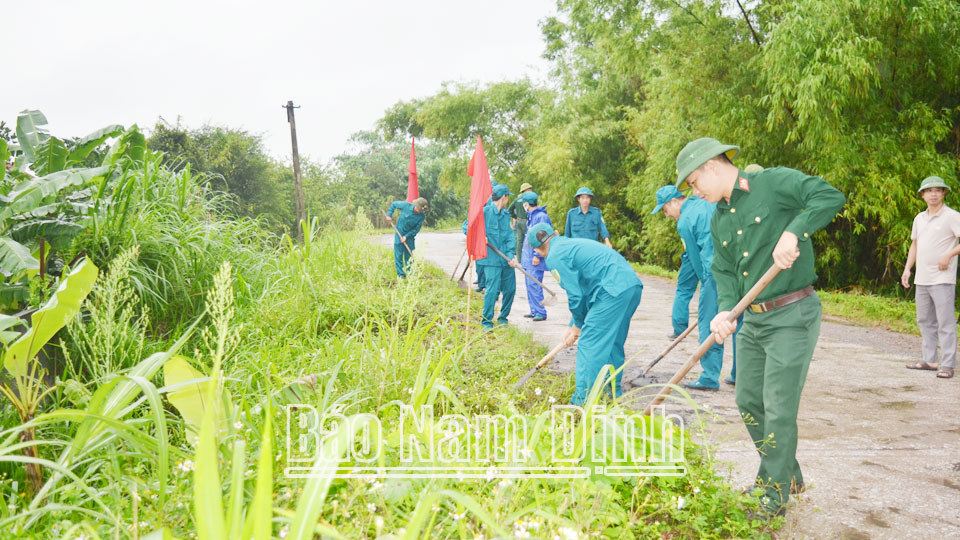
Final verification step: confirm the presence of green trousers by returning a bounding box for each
[735,293,821,512]
[514,219,527,262]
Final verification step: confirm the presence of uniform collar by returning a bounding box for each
[578,205,592,214]
[717,170,749,211]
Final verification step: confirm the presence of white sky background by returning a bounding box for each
[4,0,556,163]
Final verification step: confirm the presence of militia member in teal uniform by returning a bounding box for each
[477,184,519,329]
[652,185,725,390]
[564,187,613,248]
[385,197,428,278]
[670,252,699,339]
[527,223,643,405]
[510,182,534,262]
[677,137,845,517]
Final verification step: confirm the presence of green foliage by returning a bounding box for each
[147,121,296,234]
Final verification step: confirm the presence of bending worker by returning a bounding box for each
[677,137,845,518]
[564,187,613,248]
[652,185,725,391]
[527,223,642,405]
[478,184,519,330]
[518,191,551,321]
[386,197,428,278]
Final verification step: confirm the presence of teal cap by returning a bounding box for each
[651,185,683,214]
[519,191,539,205]
[675,137,740,189]
[526,223,556,248]
[492,183,513,200]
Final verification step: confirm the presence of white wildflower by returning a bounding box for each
[176,459,196,473]
[677,496,686,510]
[548,396,557,404]
[534,387,542,396]
[367,503,376,513]
[278,525,289,539]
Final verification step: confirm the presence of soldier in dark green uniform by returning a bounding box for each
[510,183,534,262]
[676,137,845,517]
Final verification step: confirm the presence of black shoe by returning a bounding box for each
[532,316,547,322]
[523,314,535,318]
[724,377,736,386]
[667,333,680,340]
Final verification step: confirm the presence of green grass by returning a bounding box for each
[0,152,776,538]
[633,262,920,335]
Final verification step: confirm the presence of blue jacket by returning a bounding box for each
[476,201,515,267]
[676,197,717,282]
[564,206,610,241]
[387,201,425,249]
[545,236,642,328]
[521,206,551,269]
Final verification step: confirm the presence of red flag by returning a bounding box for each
[406,137,419,202]
[466,135,492,260]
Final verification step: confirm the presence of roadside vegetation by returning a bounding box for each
[0,111,775,538]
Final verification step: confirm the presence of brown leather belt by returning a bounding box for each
[749,286,815,313]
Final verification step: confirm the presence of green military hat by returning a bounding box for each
[519,182,533,193]
[526,223,556,248]
[918,176,950,193]
[675,137,740,190]
[413,197,428,211]
[574,186,595,200]
[744,163,764,173]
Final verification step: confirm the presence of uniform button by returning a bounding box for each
[755,216,761,223]
[722,241,728,246]
[742,271,749,277]
[737,230,743,235]
[743,251,749,257]
[804,232,809,238]
[730,208,736,213]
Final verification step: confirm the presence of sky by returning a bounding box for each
[4,0,556,163]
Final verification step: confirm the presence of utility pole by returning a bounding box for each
[284,100,306,241]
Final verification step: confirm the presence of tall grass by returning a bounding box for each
[0,150,774,538]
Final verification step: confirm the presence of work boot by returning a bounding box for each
[532,315,547,322]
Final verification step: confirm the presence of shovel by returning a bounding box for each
[514,342,567,390]
[382,211,413,255]
[626,323,697,387]
[642,264,781,416]
[450,246,468,281]
[485,242,558,306]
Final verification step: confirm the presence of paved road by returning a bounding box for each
[378,232,960,540]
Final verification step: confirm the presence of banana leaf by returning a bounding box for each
[3,258,98,378]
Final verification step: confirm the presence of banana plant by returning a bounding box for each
[0,257,98,495]
[0,110,135,307]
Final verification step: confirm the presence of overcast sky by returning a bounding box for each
[4,0,556,163]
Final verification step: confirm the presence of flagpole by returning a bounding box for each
[466,258,472,350]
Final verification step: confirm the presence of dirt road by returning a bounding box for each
[378,232,960,540]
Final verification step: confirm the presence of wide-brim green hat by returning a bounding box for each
[918,175,950,193]
[413,197,428,210]
[527,223,556,248]
[574,186,594,200]
[675,138,740,190]
[520,182,533,192]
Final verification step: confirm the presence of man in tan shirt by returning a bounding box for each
[901,176,960,379]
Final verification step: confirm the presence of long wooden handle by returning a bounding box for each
[383,211,413,255]
[450,246,467,281]
[514,342,567,390]
[640,323,697,376]
[642,265,781,416]
[485,242,557,297]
